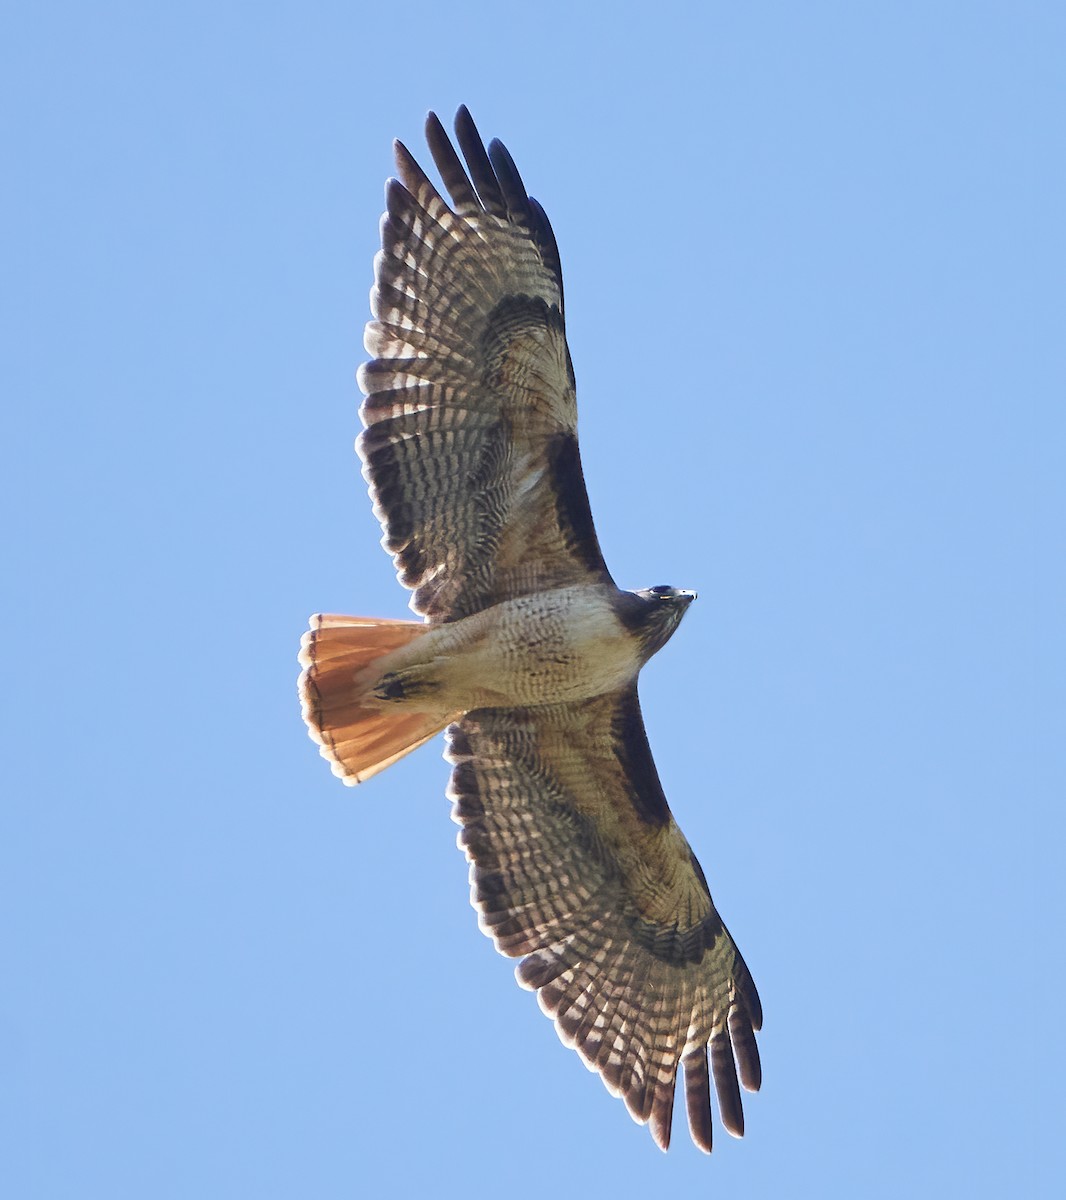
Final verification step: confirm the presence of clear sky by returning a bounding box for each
[2,2,1060,1197]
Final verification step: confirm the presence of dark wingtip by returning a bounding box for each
[424,110,444,140]
[487,136,519,183]
[391,139,437,201]
[711,1031,745,1138]
[729,1006,763,1093]
[487,137,534,226]
[416,107,565,299]
[683,1049,715,1153]
[453,104,480,150]
[647,1080,677,1153]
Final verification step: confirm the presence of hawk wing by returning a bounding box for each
[358,107,611,621]
[446,689,762,1153]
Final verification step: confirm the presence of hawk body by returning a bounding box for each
[361,583,684,715]
[299,108,762,1153]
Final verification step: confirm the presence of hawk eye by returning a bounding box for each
[650,585,673,596]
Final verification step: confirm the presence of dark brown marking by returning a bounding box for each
[546,431,609,578]
[609,589,651,634]
[613,688,670,826]
[627,909,725,966]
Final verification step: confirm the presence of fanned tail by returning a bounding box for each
[298,614,456,785]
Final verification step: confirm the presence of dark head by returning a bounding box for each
[615,584,697,660]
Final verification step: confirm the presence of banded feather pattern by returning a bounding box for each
[446,695,762,1152]
[358,106,611,620]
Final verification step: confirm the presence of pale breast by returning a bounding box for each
[429,584,640,710]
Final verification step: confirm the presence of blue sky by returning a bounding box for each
[2,2,1060,1196]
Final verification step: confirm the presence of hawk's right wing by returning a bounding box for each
[358,107,613,622]
[446,690,762,1153]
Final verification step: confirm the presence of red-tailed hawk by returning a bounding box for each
[299,107,761,1153]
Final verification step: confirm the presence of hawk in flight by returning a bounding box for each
[299,107,761,1152]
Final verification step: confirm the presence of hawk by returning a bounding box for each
[298,107,762,1153]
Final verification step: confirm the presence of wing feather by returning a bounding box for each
[359,109,608,619]
[445,691,762,1153]
[683,1047,714,1153]
[424,112,481,216]
[453,105,509,219]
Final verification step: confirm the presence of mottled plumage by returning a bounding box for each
[298,107,761,1153]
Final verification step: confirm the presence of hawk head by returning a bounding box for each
[626,585,697,657]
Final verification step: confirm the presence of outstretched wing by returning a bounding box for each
[445,690,762,1153]
[358,107,611,622]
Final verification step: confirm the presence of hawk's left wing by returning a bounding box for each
[358,108,612,622]
[446,689,762,1153]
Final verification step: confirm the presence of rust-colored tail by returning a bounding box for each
[298,614,457,785]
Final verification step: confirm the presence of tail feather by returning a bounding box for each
[298,613,458,785]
